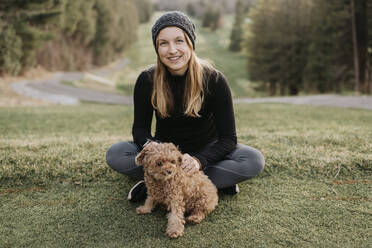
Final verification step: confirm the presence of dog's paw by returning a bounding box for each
[186,214,204,224]
[136,206,152,214]
[166,228,184,238]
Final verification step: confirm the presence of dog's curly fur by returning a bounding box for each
[135,142,218,238]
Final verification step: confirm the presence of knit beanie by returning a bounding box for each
[151,11,196,51]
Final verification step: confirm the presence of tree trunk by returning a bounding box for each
[355,0,368,93]
[351,0,360,94]
[368,65,372,94]
[289,83,299,95]
[268,82,276,96]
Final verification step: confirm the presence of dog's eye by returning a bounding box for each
[178,157,182,163]
[157,161,163,166]
[170,160,176,164]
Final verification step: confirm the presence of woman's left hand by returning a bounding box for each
[181,153,200,175]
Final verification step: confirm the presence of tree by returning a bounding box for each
[93,0,139,65]
[0,0,60,71]
[229,0,245,52]
[202,5,223,31]
[247,0,311,95]
[0,0,141,75]
[304,0,352,93]
[246,0,371,95]
[0,25,23,75]
[354,0,369,93]
[351,0,360,93]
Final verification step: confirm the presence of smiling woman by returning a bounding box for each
[105,11,265,203]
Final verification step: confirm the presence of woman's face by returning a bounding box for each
[157,26,192,76]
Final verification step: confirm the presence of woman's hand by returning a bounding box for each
[181,153,200,175]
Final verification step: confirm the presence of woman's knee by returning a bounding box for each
[106,142,123,167]
[106,141,139,169]
[234,144,265,177]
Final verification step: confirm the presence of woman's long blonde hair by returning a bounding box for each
[152,32,213,118]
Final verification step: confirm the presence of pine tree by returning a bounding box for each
[247,0,280,95]
[229,0,245,52]
[304,0,353,93]
[246,0,369,95]
[0,25,23,75]
[247,0,311,95]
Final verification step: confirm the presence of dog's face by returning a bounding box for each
[135,142,183,181]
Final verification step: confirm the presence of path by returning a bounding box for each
[10,61,372,110]
[234,94,372,110]
[11,58,132,105]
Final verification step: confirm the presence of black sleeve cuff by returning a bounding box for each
[142,138,161,148]
[193,154,208,170]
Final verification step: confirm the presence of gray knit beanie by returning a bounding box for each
[152,11,196,51]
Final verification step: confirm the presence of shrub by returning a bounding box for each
[0,25,23,75]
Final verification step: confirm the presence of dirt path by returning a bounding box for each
[10,58,132,105]
[9,61,372,110]
[234,94,372,110]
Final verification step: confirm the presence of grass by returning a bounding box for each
[1,103,371,247]
[1,10,371,248]
[112,13,258,98]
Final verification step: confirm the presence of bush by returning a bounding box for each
[0,25,23,75]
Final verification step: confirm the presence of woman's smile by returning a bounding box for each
[167,55,182,62]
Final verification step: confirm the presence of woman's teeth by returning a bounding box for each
[169,56,181,61]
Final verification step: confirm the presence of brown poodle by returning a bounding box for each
[135,142,218,238]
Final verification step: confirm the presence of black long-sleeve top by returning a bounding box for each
[132,66,237,169]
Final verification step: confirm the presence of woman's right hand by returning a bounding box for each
[181,153,200,175]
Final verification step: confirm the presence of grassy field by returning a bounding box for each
[1,10,371,248]
[1,103,371,247]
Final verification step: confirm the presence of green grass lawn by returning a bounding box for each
[1,103,371,247]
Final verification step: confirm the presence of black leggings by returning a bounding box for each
[106,141,265,189]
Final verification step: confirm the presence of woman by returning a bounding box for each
[106,11,264,202]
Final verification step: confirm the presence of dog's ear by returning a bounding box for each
[135,148,147,166]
